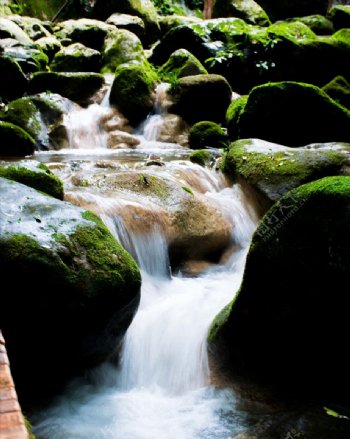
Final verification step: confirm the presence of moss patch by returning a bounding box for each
[188,121,227,149]
[190,149,212,166]
[0,121,36,157]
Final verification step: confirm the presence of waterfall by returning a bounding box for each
[32,75,260,439]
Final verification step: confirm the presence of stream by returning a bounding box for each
[32,85,260,439]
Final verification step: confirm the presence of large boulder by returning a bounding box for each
[159,49,208,79]
[212,0,271,26]
[109,62,158,125]
[0,96,64,150]
[101,28,146,73]
[50,42,102,72]
[29,72,105,106]
[227,81,350,146]
[0,39,49,73]
[92,0,159,43]
[322,75,350,110]
[0,121,36,157]
[8,15,52,41]
[285,14,335,35]
[209,176,350,400]
[0,17,32,43]
[0,160,64,199]
[188,120,227,149]
[256,0,329,21]
[328,5,350,31]
[106,13,146,41]
[0,56,28,101]
[222,138,350,202]
[53,18,114,51]
[167,74,232,124]
[0,177,141,405]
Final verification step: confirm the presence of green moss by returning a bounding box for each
[237,81,350,146]
[159,49,208,79]
[51,43,101,73]
[225,96,248,139]
[0,99,41,139]
[109,62,158,125]
[190,149,212,166]
[224,142,345,184]
[0,163,64,199]
[322,75,350,110]
[328,5,350,31]
[212,0,271,26]
[285,15,334,35]
[0,121,36,157]
[188,121,227,149]
[332,29,350,47]
[24,416,36,439]
[267,21,316,43]
[208,298,235,343]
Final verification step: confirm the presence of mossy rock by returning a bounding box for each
[188,121,227,149]
[159,49,208,79]
[209,176,350,400]
[0,160,64,199]
[212,0,271,26]
[328,5,350,31]
[0,177,140,404]
[0,17,32,43]
[189,149,213,166]
[225,95,248,139]
[0,121,36,157]
[222,138,350,202]
[256,0,329,21]
[168,74,232,124]
[332,28,350,47]
[109,62,158,125]
[0,40,49,74]
[9,15,52,41]
[323,75,350,110]
[36,36,62,61]
[29,72,105,106]
[101,28,146,73]
[92,0,160,44]
[106,13,146,41]
[50,43,101,73]
[0,56,27,102]
[232,81,350,146]
[54,18,114,51]
[285,14,334,35]
[158,15,202,37]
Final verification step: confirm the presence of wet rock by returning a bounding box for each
[107,131,140,149]
[50,42,101,73]
[0,177,141,405]
[212,0,271,26]
[0,121,35,157]
[159,49,208,79]
[0,56,28,101]
[0,17,32,43]
[106,13,145,41]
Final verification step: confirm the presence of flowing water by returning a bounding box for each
[33,86,260,439]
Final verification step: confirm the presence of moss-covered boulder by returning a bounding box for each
[323,75,350,110]
[9,15,52,41]
[109,62,158,125]
[188,120,227,149]
[189,149,213,166]
[209,176,350,400]
[0,56,28,101]
[0,121,36,157]
[92,0,159,44]
[212,0,271,26]
[101,28,146,73]
[0,17,32,43]
[285,14,334,35]
[222,138,350,202]
[167,74,232,124]
[0,96,64,149]
[36,36,62,61]
[225,95,248,139]
[106,13,146,41]
[0,160,64,199]
[159,49,208,79]
[328,5,350,31]
[53,18,114,51]
[229,81,350,146]
[256,0,329,21]
[0,177,141,404]
[158,15,202,37]
[29,72,105,106]
[0,39,49,73]
[50,43,101,73]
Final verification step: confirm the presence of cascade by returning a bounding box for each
[32,81,260,439]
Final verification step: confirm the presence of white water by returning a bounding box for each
[33,89,259,439]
